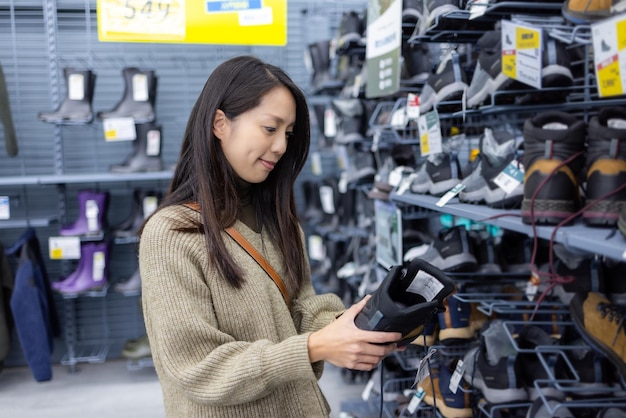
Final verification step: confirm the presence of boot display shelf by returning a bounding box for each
[390,191,626,262]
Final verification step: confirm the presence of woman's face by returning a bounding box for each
[214,86,296,184]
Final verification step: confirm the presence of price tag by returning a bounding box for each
[85,199,100,232]
[310,152,322,176]
[324,108,337,138]
[68,73,85,100]
[406,93,420,120]
[591,14,626,97]
[132,73,149,101]
[436,183,465,207]
[493,161,524,194]
[146,128,162,156]
[448,359,464,394]
[0,196,9,220]
[308,235,325,261]
[501,20,542,89]
[338,171,348,194]
[143,195,159,217]
[98,0,186,42]
[336,145,350,171]
[414,347,438,388]
[407,270,444,301]
[93,250,106,281]
[49,236,81,260]
[418,110,442,156]
[396,172,418,195]
[103,117,136,141]
[407,387,425,413]
[319,186,335,214]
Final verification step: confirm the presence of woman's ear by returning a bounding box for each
[213,109,228,139]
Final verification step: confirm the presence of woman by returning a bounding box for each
[139,55,402,417]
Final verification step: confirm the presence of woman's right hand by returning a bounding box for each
[307,296,402,371]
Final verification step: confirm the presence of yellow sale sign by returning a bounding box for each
[97,0,287,46]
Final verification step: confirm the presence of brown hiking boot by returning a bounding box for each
[570,292,626,379]
[562,0,625,23]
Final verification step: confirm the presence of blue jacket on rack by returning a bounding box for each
[6,228,60,382]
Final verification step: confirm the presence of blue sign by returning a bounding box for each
[206,0,262,13]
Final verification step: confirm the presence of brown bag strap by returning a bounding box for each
[183,202,291,308]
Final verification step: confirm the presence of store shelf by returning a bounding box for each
[0,171,174,186]
[0,216,57,229]
[390,191,626,261]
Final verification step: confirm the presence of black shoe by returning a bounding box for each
[521,111,587,225]
[354,258,455,346]
[459,128,524,209]
[467,30,523,108]
[583,107,626,226]
[109,122,163,173]
[97,67,157,123]
[410,152,463,196]
[38,68,96,124]
[419,51,468,114]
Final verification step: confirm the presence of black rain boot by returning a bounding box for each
[97,67,157,123]
[110,122,163,173]
[38,68,95,124]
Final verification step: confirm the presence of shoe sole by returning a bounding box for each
[583,200,624,226]
[521,198,578,225]
[459,183,523,209]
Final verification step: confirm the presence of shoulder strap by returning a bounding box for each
[183,202,291,309]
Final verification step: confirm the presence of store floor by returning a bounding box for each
[0,359,374,418]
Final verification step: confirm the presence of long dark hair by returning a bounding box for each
[144,55,310,294]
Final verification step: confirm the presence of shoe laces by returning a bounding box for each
[597,302,626,347]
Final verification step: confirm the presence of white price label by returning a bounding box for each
[68,73,85,101]
[407,387,425,413]
[103,117,136,141]
[436,183,465,207]
[310,152,322,176]
[406,93,420,120]
[448,359,464,394]
[132,73,149,101]
[49,236,81,260]
[324,108,337,138]
[319,186,335,214]
[143,195,159,217]
[501,20,542,89]
[146,128,161,156]
[0,196,9,220]
[493,161,524,194]
[93,250,106,281]
[308,235,325,261]
[418,110,442,156]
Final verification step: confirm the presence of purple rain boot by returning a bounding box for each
[58,241,110,295]
[51,256,86,291]
[60,190,109,236]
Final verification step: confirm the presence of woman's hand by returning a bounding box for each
[307,296,402,371]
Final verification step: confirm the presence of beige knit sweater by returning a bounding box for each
[139,205,345,417]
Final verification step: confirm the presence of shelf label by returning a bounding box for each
[49,236,81,260]
[0,196,9,220]
[448,359,464,394]
[97,0,286,46]
[93,251,106,281]
[103,117,136,141]
[501,20,542,89]
[591,14,626,97]
[436,183,465,207]
[417,110,442,156]
[310,152,322,176]
[68,73,85,101]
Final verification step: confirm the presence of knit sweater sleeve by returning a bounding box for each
[139,209,322,407]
